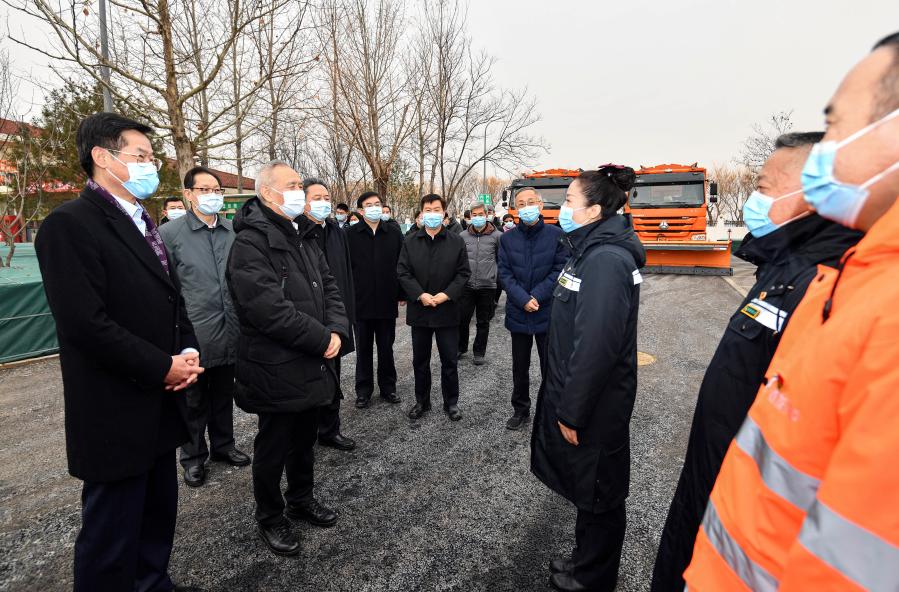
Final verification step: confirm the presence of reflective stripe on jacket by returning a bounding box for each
[684,198,899,591]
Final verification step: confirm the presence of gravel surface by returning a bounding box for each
[0,272,742,592]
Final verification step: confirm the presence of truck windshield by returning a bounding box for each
[514,186,566,208]
[630,182,705,208]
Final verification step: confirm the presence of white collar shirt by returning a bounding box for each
[113,195,146,236]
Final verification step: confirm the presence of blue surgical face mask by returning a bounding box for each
[197,192,224,215]
[349,219,359,226]
[503,220,515,230]
[802,106,899,227]
[422,212,444,229]
[336,213,347,222]
[470,215,486,229]
[558,205,586,234]
[380,212,391,222]
[110,155,160,200]
[166,208,186,220]
[518,205,540,224]
[309,200,332,221]
[364,205,382,222]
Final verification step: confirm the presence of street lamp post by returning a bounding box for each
[98,0,114,112]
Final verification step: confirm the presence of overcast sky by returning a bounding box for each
[4,1,898,176]
[467,0,899,171]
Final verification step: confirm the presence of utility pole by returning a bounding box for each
[482,124,488,194]
[98,0,113,112]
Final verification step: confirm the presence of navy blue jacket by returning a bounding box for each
[497,217,567,334]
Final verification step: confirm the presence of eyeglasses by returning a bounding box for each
[189,186,222,194]
[110,150,164,171]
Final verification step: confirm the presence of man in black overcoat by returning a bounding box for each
[35,112,204,592]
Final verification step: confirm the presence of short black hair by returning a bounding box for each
[336,203,350,212]
[357,191,380,209]
[420,193,447,210]
[77,112,153,177]
[164,196,184,207]
[383,204,392,213]
[348,211,362,222]
[872,32,899,120]
[502,213,514,221]
[303,177,328,192]
[775,132,825,149]
[183,166,222,189]
[575,165,636,218]
[463,209,471,218]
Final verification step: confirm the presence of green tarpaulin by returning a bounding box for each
[0,243,59,363]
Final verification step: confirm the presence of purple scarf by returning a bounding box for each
[88,179,170,275]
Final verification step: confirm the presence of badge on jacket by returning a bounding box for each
[558,271,581,292]
[740,298,787,332]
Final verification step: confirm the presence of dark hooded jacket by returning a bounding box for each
[306,217,356,356]
[531,214,646,513]
[650,214,863,592]
[226,197,350,414]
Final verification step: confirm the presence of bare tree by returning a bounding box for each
[418,0,544,205]
[318,0,417,199]
[740,110,793,172]
[712,163,755,225]
[7,0,301,179]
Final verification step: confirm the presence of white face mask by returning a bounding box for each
[268,187,305,219]
[166,208,186,220]
[197,192,224,215]
[364,205,382,222]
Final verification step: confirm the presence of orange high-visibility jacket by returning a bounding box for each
[684,199,899,591]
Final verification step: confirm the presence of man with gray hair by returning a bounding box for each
[651,132,863,591]
[227,160,350,557]
[458,200,501,365]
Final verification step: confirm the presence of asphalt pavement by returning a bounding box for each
[0,271,743,592]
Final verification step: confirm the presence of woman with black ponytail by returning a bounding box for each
[530,165,646,591]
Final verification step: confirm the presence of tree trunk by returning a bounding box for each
[158,0,195,182]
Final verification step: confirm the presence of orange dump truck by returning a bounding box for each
[502,164,732,275]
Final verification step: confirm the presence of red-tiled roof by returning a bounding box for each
[161,158,255,190]
[0,118,43,137]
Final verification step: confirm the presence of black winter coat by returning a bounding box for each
[397,226,471,327]
[347,220,404,319]
[650,214,862,592]
[35,185,198,483]
[307,218,356,356]
[531,214,646,513]
[226,198,350,414]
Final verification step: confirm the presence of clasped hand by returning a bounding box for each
[419,292,449,307]
[165,352,205,391]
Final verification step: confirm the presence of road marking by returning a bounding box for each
[722,276,749,298]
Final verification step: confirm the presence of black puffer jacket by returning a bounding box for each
[531,214,646,513]
[226,197,350,414]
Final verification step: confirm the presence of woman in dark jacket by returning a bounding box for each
[531,166,645,592]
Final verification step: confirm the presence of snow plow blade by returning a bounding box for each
[641,240,733,276]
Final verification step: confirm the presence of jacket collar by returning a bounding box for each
[233,196,316,251]
[186,209,232,232]
[851,196,899,263]
[519,217,545,236]
[736,214,862,267]
[466,221,496,236]
[416,226,447,240]
[564,213,646,267]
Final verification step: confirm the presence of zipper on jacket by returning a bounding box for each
[822,250,855,322]
[280,265,288,289]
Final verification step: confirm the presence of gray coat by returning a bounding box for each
[461,222,500,290]
[160,210,239,368]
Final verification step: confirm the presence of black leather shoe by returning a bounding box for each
[319,433,356,451]
[257,520,300,556]
[286,498,338,528]
[473,354,486,366]
[210,448,251,467]
[549,557,574,574]
[183,465,206,488]
[380,392,401,404]
[407,403,431,419]
[446,405,463,421]
[506,413,529,430]
[550,572,589,591]
[355,397,371,409]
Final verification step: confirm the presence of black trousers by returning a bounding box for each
[252,409,318,526]
[511,332,548,415]
[74,451,178,592]
[458,287,495,356]
[411,325,459,408]
[570,504,627,592]
[354,318,398,399]
[318,357,343,439]
[179,364,236,469]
